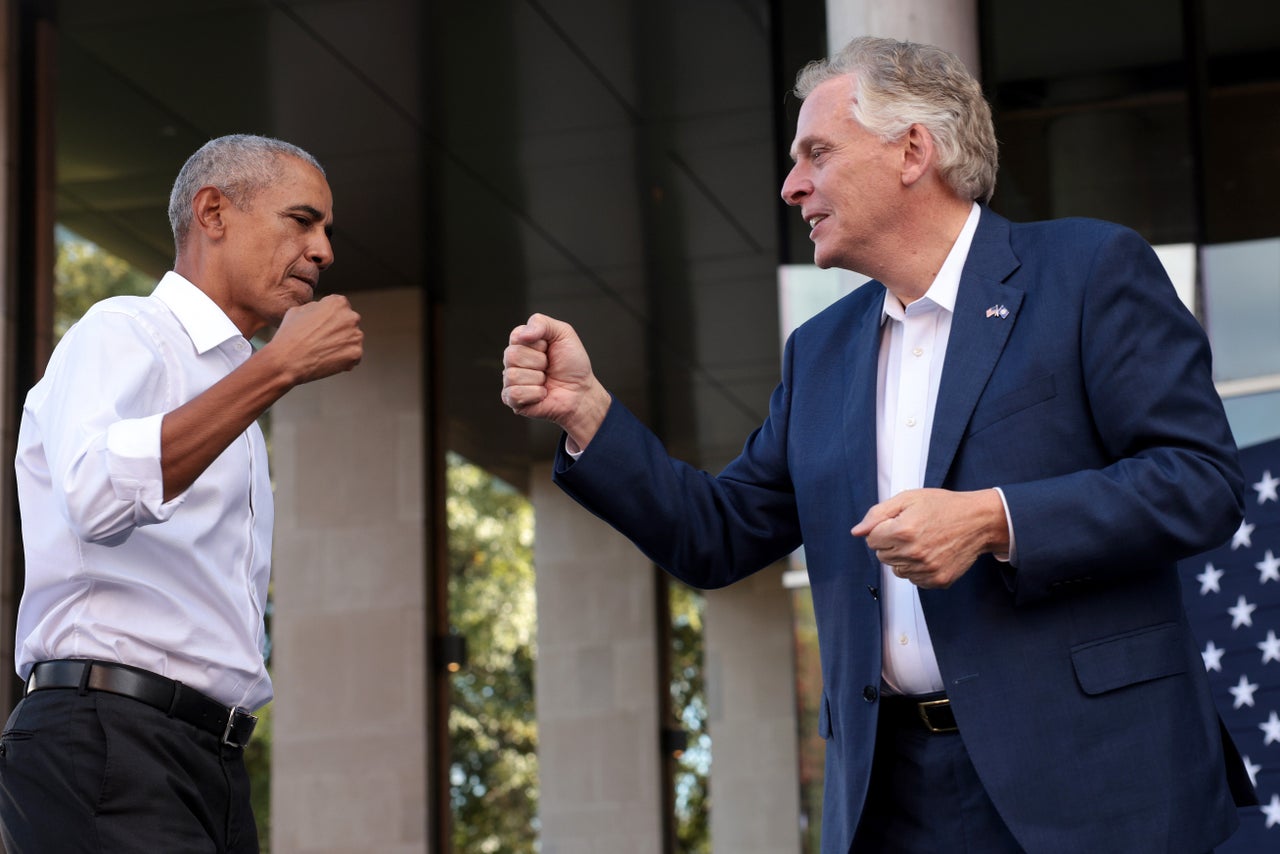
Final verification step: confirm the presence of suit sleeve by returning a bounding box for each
[553,339,804,590]
[999,226,1244,603]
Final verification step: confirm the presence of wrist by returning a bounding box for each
[559,381,611,452]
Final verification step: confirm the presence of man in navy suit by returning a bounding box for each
[502,36,1256,853]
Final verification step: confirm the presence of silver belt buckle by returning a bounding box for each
[222,707,258,747]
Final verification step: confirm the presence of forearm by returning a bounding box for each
[555,396,802,589]
[161,346,297,500]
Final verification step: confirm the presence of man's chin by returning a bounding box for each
[811,248,838,270]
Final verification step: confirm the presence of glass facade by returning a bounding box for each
[985,0,1280,447]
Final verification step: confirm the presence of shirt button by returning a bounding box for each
[905,417,917,427]
[863,685,879,703]
[899,633,909,646]
[912,347,924,357]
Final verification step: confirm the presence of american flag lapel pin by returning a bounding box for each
[985,304,1010,319]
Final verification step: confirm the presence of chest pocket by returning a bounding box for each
[967,373,1057,437]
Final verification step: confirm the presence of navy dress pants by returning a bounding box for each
[851,703,1023,854]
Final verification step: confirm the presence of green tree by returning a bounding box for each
[793,587,824,854]
[447,453,539,853]
[54,227,154,342]
[670,581,710,853]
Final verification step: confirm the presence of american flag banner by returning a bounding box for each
[1179,436,1280,849]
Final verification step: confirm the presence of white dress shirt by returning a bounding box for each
[14,272,274,710]
[876,203,982,696]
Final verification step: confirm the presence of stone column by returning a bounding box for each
[704,564,802,853]
[724,6,985,854]
[532,463,665,854]
[270,288,428,853]
[825,0,979,71]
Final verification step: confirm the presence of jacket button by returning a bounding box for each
[863,685,878,703]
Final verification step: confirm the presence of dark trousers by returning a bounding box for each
[851,705,1023,854]
[0,688,258,853]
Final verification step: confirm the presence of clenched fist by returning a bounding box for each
[502,313,611,452]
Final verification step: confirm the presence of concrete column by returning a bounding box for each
[704,564,802,854]
[532,463,664,854]
[270,288,428,854]
[718,6,985,854]
[825,0,979,74]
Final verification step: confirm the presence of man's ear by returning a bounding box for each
[191,185,228,237]
[900,124,935,187]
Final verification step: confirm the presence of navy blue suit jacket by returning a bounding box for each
[555,208,1255,853]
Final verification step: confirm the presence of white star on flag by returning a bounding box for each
[1255,470,1280,504]
[1231,674,1260,708]
[1244,755,1263,789]
[1261,631,1280,665]
[1198,562,1224,594]
[1230,595,1258,629]
[1234,520,1256,550]
[1258,550,1280,584]
[1202,640,1226,672]
[1263,711,1280,745]
[1264,794,1280,829]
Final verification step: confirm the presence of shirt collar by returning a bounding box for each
[153,271,245,354]
[881,202,983,324]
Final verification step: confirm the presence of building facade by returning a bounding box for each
[0,0,1276,851]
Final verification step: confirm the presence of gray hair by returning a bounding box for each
[794,36,998,203]
[168,134,325,251]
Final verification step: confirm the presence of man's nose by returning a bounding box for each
[781,165,809,207]
[311,233,334,270]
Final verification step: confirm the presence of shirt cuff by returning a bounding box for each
[105,413,180,520]
[992,486,1017,565]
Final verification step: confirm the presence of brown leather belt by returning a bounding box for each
[25,659,257,748]
[879,692,959,734]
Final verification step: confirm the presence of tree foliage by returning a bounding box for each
[670,581,711,853]
[447,453,539,853]
[54,227,154,342]
[793,587,824,854]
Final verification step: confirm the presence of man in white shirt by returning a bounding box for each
[0,134,363,853]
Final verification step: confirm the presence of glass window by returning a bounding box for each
[446,453,540,853]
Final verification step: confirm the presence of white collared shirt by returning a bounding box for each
[876,202,982,696]
[14,272,274,710]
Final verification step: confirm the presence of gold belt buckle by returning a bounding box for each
[917,697,958,733]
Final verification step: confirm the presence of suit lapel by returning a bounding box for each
[843,288,886,516]
[924,210,1024,488]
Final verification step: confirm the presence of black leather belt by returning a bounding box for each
[880,692,958,734]
[25,659,257,748]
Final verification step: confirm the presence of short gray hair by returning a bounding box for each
[794,36,998,203]
[168,134,325,251]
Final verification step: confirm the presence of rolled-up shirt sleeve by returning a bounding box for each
[29,308,184,544]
